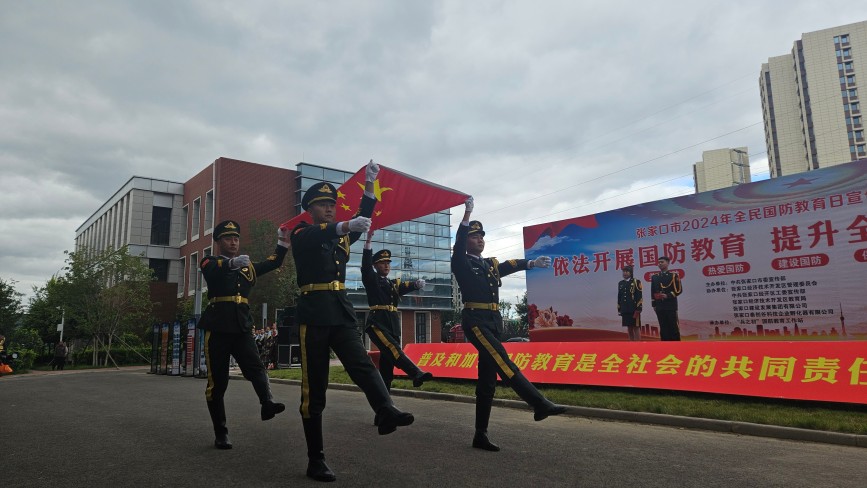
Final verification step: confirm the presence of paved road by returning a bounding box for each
[1,369,864,487]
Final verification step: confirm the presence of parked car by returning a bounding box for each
[504,337,530,342]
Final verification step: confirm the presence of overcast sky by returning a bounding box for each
[2,1,866,307]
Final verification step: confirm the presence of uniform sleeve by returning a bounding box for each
[496,258,529,278]
[290,222,341,251]
[397,279,417,296]
[348,194,377,245]
[670,273,683,297]
[635,280,643,312]
[617,283,622,313]
[252,244,289,277]
[200,255,229,283]
[361,248,377,291]
[451,223,469,275]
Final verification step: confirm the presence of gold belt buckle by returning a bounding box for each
[329,281,341,290]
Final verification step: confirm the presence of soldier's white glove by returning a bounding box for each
[464,196,474,212]
[365,159,380,182]
[229,255,251,269]
[414,279,426,290]
[277,226,290,248]
[348,216,372,233]
[529,256,551,269]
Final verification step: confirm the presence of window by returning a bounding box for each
[845,62,854,71]
[854,116,862,125]
[178,257,186,295]
[841,76,847,84]
[203,246,212,257]
[859,144,866,154]
[414,312,429,343]
[150,206,172,246]
[852,102,861,112]
[851,145,857,153]
[842,35,849,43]
[834,36,840,43]
[856,130,864,139]
[191,198,201,240]
[843,48,851,57]
[204,190,214,233]
[180,205,188,243]
[149,258,170,282]
[836,49,842,57]
[847,75,856,84]
[838,62,844,70]
[849,88,858,98]
[189,252,199,295]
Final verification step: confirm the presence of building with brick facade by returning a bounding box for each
[76,157,449,347]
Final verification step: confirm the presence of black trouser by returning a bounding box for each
[204,330,274,434]
[462,321,551,432]
[53,358,65,370]
[299,323,392,420]
[365,318,422,389]
[654,309,681,341]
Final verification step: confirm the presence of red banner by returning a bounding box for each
[401,341,867,404]
[282,165,468,231]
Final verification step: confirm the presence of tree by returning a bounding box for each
[515,291,530,331]
[0,277,23,337]
[56,246,154,366]
[23,278,65,346]
[245,219,298,327]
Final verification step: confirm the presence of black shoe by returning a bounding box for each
[306,459,336,482]
[534,404,567,421]
[472,432,500,452]
[412,371,433,387]
[377,406,414,435]
[261,400,286,421]
[214,433,233,450]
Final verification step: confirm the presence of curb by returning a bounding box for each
[254,376,867,449]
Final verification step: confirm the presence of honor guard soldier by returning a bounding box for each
[650,256,682,341]
[198,220,289,450]
[362,230,433,403]
[290,160,414,482]
[451,197,567,452]
[617,265,643,341]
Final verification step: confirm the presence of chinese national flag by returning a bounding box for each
[281,165,468,230]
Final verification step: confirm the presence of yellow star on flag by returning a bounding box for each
[357,179,393,201]
[375,210,382,216]
[340,203,351,211]
[337,190,346,200]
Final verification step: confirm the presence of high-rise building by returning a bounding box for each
[693,147,750,193]
[760,21,867,178]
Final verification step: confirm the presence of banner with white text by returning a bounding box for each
[522,158,867,341]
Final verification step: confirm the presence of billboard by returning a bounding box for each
[523,159,867,341]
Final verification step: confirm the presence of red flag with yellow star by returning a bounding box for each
[281,164,468,230]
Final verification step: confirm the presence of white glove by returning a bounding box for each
[465,196,474,212]
[230,255,251,269]
[414,279,426,290]
[277,226,290,248]
[365,159,380,182]
[348,216,372,233]
[530,256,551,269]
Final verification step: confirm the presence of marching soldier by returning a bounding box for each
[290,160,414,482]
[617,265,643,341]
[451,197,567,452]
[651,256,682,341]
[362,230,433,402]
[198,220,289,450]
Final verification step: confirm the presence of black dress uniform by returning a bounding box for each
[198,220,288,449]
[651,268,682,341]
[361,248,432,391]
[291,182,413,481]
[617,271,643,327]
[451,220,565,451]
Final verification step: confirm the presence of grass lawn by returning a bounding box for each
[270,366,867,435]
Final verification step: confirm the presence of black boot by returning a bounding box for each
[261,400,286,421]
[412,371,433,388]
[472,430,500,452]
[533,402,568,421]
[376,404,414,435]
[302,417,336,482]
[207,400,232,449]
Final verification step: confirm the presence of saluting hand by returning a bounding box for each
[530,256,552,269]
[365,159,380,182]
[230,255,251,269]
[348,216,372,233]
[277,225,290,248]
[414,279,426,290]
[365,230,375,250]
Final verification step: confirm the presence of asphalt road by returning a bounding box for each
[1,368,864,488]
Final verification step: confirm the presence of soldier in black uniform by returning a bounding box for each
[198,220,289,449]
[290,161,413,482]
[617,265,643,341]
[451,197,567,452]
[362,230,433,399]
[650,256,682,341]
